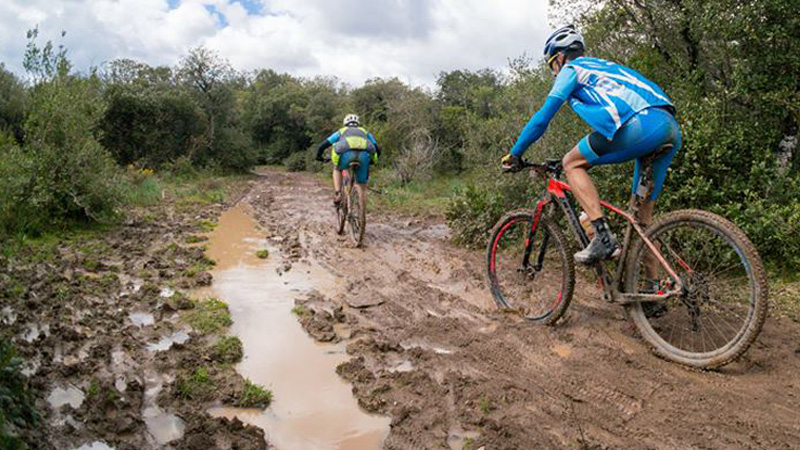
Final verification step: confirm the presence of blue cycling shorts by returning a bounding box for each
[334,150,372,184]
[577,106,681,201]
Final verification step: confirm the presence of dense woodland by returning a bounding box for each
[0,0,798,271]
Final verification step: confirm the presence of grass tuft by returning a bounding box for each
[177,367,214,399]
[291,305,310,317]
[239,379,272,408]
[213,336,244,364]
[184,298,232,335]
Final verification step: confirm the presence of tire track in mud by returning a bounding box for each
[247,168,800,450]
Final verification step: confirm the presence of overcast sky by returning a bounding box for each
[0,0,554,87]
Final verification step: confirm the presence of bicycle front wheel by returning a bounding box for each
[625,209,768,369]
[487,209,574,324]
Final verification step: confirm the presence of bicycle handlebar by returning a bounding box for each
[505,158,563,177]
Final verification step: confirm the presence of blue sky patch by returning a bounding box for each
[232,0,264,15]
[204,4,230,28]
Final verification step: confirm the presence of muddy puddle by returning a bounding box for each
[201,204,390,449]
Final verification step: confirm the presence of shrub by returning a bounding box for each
[445,174,534,249]
[284,151,306,172]
[0,340,38,449]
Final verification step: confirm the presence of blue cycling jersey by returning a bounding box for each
[326,129,379,147]
[510,57,675,157]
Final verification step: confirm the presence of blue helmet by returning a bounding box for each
[543,25,584,59]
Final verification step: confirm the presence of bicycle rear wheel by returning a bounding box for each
[487,209,574,324]
[625,209,768,369]
[347,182,366,247]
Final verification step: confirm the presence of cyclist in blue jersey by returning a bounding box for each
[501,25,681,265]
[316,114,381,206]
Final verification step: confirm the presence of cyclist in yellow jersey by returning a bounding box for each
[315,114,381,205]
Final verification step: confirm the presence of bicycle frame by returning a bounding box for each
[526,172,686,305]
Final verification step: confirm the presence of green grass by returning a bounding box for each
[196,219,218,232]
[124,176,163,206]
[255,249,270,259]
[239,379,273,407]
[182,260,215,277]
[772,279,800,321]
[290,305,310,317]
[213,336,244,364]
[177,367,214,399]
[478,395,492,414]
[368,168,478,217]
[184,298,232,335]
[86,379,100,399]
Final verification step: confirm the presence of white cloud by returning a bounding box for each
[0,0,554,86]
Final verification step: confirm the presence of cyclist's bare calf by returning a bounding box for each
[332,167,343,201]
[562,147,602,220]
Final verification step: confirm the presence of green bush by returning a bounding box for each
[445,174,534,248]
[0,340,38,449]
[284,150,306,172]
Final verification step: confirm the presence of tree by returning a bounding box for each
[177,47,255,169]
[0,65,27,144]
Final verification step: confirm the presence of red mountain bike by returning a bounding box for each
[486,146,768,369]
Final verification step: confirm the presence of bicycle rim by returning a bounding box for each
[625,210,768,368]
[486,210,574,324]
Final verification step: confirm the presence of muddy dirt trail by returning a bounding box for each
[240,168,800,450]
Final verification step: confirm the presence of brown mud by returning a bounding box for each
[1,179,266,450]
[243,167,800,450]
[4,167,800,450]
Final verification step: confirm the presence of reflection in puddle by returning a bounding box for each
[1,306,16,325]
[143,407,185,445]
[204,204,390,450]
[447,426,481,450]
[21,358,39,377]
[145,330,190,352]
[75,442,115,450]
[23,323,50,343]
[142,369,185,444]
[48,385,85,409]
[129,312,155,327]
[402,340,454,355]
[388,360,414,373]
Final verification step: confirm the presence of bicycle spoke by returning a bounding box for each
[630,215,763,360]
[488,213,572,323]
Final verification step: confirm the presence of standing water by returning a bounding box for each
[201,204,390,449]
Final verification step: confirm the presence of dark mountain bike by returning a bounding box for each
[486,145,768,369]
[333,159,366,247]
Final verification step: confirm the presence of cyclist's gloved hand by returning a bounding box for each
[501,153,523,172]
[315,155,325,162]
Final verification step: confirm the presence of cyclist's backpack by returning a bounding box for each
[334,126,376,154]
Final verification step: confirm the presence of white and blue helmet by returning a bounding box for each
[543,25,585,59]
[343,114,360,127]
